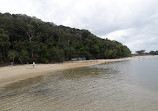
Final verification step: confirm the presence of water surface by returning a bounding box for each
[0,57,158,111]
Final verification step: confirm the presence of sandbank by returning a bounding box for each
[0,55,157,87]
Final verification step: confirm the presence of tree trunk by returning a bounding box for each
[19,57,23,64]
[13,57,14,65]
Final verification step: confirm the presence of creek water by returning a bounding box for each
[0,57,158,111]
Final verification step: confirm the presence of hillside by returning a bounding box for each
[0,12,131,64]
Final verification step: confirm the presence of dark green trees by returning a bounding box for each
[0,12,131,64]
[149,51,158,55]
[0,29,11,63]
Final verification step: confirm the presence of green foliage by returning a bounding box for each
[8,51,17,62]
[19,50,29,63]
[0,12,131,64]
[149,51,158,55]
[0,29,11,62]
[49,48,65,62]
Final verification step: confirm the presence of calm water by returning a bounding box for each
[0,57,158,111]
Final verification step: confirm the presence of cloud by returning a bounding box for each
[0,0,158,53]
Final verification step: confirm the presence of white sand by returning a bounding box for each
[0,55,157,87]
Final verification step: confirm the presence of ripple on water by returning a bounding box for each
[0,59,158,111]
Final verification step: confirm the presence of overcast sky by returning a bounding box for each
[0,0,158,53]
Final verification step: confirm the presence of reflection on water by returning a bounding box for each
[0,58,158,111]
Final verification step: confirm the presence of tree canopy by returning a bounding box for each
[136,50,145,55]
[0,12,131,64]
[149,51,158,55]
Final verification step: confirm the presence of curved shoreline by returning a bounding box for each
[0,55,157,87]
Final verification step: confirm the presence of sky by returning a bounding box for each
[0,0,158,53]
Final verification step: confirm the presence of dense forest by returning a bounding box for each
[0,12,131,64]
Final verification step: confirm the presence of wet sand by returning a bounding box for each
[0,56,157,87]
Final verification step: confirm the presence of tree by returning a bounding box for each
[91,44,100,58]
[0,53,2,63]
[51,48,65,62]
[19,50,29,64]
[8,51,17,65]
[136,50,145,55]
[0,29,11,62]
[149,51,155,55]
[149,51,158,55]
[64,47,76,60]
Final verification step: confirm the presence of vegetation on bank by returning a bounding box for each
[149,51,158,55]
[135,50,158,56]
[0,12,131,64]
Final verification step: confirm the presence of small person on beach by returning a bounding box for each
[33,62,35,68]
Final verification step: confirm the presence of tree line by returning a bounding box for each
[0,12,131,64]
[135,50,158,55]
[149,51,158,55]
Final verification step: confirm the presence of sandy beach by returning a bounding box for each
[0,55,157,87]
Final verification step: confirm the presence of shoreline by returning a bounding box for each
[0,55,157,87]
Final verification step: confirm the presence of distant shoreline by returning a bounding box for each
[0,55,157,87]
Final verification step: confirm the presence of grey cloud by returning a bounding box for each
[0,0,158,53]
